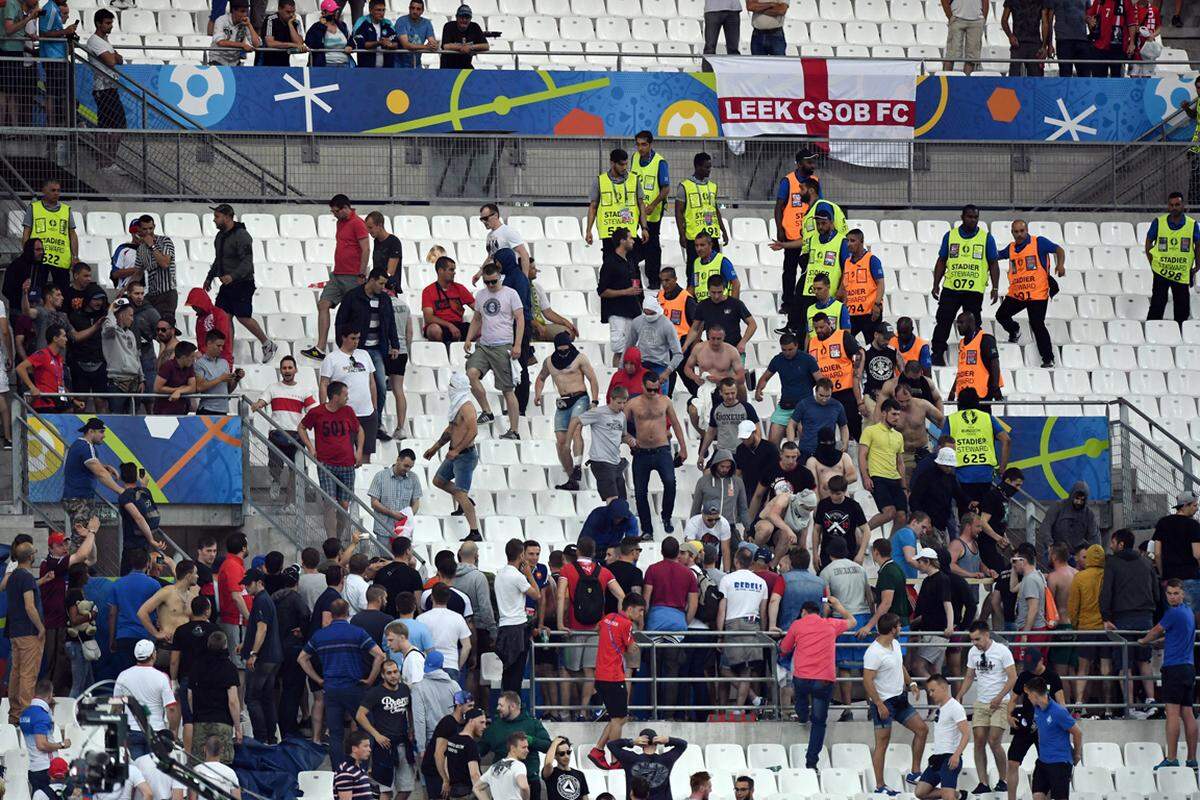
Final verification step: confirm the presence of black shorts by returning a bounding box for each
[427,320,467,341]
[385,352,408,376]
[871,476,909,513]
[1007,730,1037,764]
[215,279,256,319]
[94,88,127,129]
[1162,663,1196,706]
[359,414,379,456]
[70,362,108,393]
[43,61,70,103]
[1075,631,1111,663]
[595,679,628,718]
[1031,761,1072,799]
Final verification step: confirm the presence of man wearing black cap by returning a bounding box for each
[204,203,278,364]
[1004,649,1064,800]
[605,729,686,800]
[439,5,488,69]
[241,567,282,744]
[60,418,122,531]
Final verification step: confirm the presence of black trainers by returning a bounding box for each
[971,783,990,795]
[300,346,325,361]
[555,480,580,491]
[1041,359,1055,368]
[570,465,582,482]
[376,429,392,442]
[1006,331,1021,344]
[452,499,472,516]
[1173,13,1183,25]
[499,429,520,440]
[477,411,495,424]
[461,529,482,542]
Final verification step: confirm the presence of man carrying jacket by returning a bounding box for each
[203,203,277,364]
[479,691,551,800]
[335,266,399,437]
[1100,528,1161,718]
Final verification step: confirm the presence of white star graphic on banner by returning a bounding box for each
[1043,98,1098,142]
[274,69,339,133]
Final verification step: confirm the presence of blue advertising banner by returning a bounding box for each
[1001,415,1111,502]
[29,414,244,504]
[74,63,1197,142]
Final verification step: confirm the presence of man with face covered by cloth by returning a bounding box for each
[534,332,600,492]
[626,295,684,396]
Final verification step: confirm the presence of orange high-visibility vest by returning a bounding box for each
[658,287,692,339]
[843,249,881,316]
[955,329,1004,397]
[809,328,855,392]
[780,172,810,241]
[1005,235,1051,302]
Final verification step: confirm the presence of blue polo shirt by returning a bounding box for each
[1161,603,1196,667]
[19,698,54,771]
[1032,700,1077,764]
[790,397,847,455]
[111,572,160,640]
[938,414,1005,485]
[303,619,377,689]
[767,350,821,406]
[62,438,101,500]
[937,226,999,262]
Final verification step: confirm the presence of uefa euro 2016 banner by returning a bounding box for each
[1000,415,1111,502]
[75,61,1198,143]
[28,414,244,504]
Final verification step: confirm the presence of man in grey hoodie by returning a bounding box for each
[456,541,497,699]
[1099,528,1161,717]
[626,295,683,391]
[689,449,749,557]
[411,649,465,760]
[1036,480,1100,565]
[202,203,277,364]
[102,298,143,414]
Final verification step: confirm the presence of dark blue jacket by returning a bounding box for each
[350,15,397,67]
[304,20,353,66]
[494,248,532,323]
[579,498,639,552]
[334,284,400,352]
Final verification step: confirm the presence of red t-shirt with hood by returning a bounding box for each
[187,287,234,369]
[606,346,647,402]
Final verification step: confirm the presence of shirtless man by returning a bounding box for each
[136,559,200,642]
[877,380,944,479]
[684,322,745,403]
[1046,542,1078,702]
[879,359,943,410]
[534,332,600,491]
[625,371,688,536]
[424,372,482,541]
[754,481,817,562]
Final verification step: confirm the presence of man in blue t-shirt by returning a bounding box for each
[394,0,437,67]
[1138,579,1198,768]
[61,418,123,529]
[890,512,931,580]
[788,378,848,461]
[20,679,66,800]
[37,0,77,129]
[1025,676,1081,800]
[108,548,162,672]
[757,333,822,445]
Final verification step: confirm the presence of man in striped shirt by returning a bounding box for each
[335,730,377,796]
[251,354,316,500]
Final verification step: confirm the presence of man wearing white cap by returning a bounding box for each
[908,548,955,682]
[114,639,179,759]
[626,295,684,394]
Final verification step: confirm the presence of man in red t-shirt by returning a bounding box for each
[298,380,363,538]
[557,537,625,720]
[749,546,786,631]
[420,255,475,345]
[16,323,69,411]
[305,193,369,362]
[587,593,644,770]
[216,531,251,667]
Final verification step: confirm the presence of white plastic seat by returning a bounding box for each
[880,219,916,244]
[810,20,844,43]
[631,16,666,39]
[818,768,861,795]
[778,769,820,795]
[747,743,788,770]
[1115,765,1157,794]
[1157,767,1198,795]
[1123,742,1164,770]
[1100,221,1137,246]
[1072,766,1114,794]
[704,744,747,772]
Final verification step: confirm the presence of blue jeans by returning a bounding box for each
[633,445,675,534]
[364,347,389,425]
[751,28,786,55]
[127,731,150,759]
[324,684,365,767]
[793,678,833,768]
[66,640,92,698]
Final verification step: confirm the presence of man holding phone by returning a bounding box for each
[118,462,165,575]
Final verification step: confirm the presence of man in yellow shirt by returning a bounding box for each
[858,398,908,536]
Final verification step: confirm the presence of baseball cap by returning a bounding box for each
[210,203,236,216]
[243,568,266,584]
[453,690,474,706]
[48,757,70,781]
[127,220,141,234]
[916,547,939,561]
[563,543,578,559]
[702,501,721,515]
[48,532,67,548]
[1176,490,1197,508]
[754,546,773,563]
[134,639,156,660]
[424,651,444,673]
[112,297,132,312]
[79,418,106,433]
[813,205,833,220]
[934,447,957,467]
[463,708,485,721]
[738,420,758,440]
[455,3,472,15]
[875,320,893,336]
[682,540,704,559]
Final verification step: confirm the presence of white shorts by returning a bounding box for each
[609,316,632,355]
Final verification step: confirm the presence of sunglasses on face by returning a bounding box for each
[484,279,499,286]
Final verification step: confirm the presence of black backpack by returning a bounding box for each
[695,568,724,626]
[572,562,606,626]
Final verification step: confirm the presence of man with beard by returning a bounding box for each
[65,285,109,411]
[877,379,944,480]
[861,322,900,413]
[534,332,600,492]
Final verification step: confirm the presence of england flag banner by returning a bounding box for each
[708,57,918,168]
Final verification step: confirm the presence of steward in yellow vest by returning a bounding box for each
[674,153,727,289]
[942,387,1011,494]
[631,131,670,290]
[1145,193,1199,325]
[774,170,819,315]
[931,205,999,366]
[691,232,739,302]
[587,147,644,256]
[23,181,76,291]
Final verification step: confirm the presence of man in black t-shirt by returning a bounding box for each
[272,568,311,740]
[735,420,778,504]
[375,537,425,616]
[748,441,815,520]
[366,211,404,292]
[309,565,345,636]
[1152,491,1200,583]
[439,5,488,69]
[861,323,900,400]
[241,568,282,745]
[356,659,414,800]
[909,547,953,680]
[117,464,162,576]
[257,0,303,65]
[813,477,870,570]
[437,708,485,798]
[978,468,1024,573]
[605,730,686,800]
[684,281,755,354]
[170,595,219,752]
[605,539,644,615]
[351,585,395,650]
[541,736,589,800]
[597,229,642,366]
[1005,650,1065,793]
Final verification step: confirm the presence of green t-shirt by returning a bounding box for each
[1,1,30,52]
[875,560,911,625]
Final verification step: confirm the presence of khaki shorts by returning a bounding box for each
[319,274,362,307]
[466,344,515,392]
[945,16,983,66]
[972,699,1010,729]
[191,722,235,764]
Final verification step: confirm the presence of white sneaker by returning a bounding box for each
[260,339,278,364]
[268,481,281,501]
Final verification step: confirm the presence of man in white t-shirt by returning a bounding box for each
[84,8,126,170]
[683,503,732,547]
[716,547,768,709]
[479,203,531,276]
[420,583,472,682]
[914,673,970,800]
[474,731,530,800]
[956,621,1017,795]
[494,538,542,694]
[385,620,426,686]
[319,328,379,460]
[193,733,241,800]
[465,263,524,440]
[91,757,152,800]
[133,754,186,800]
[251,354,315,500]
[863,612,927,795]
[114,639,179,759]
